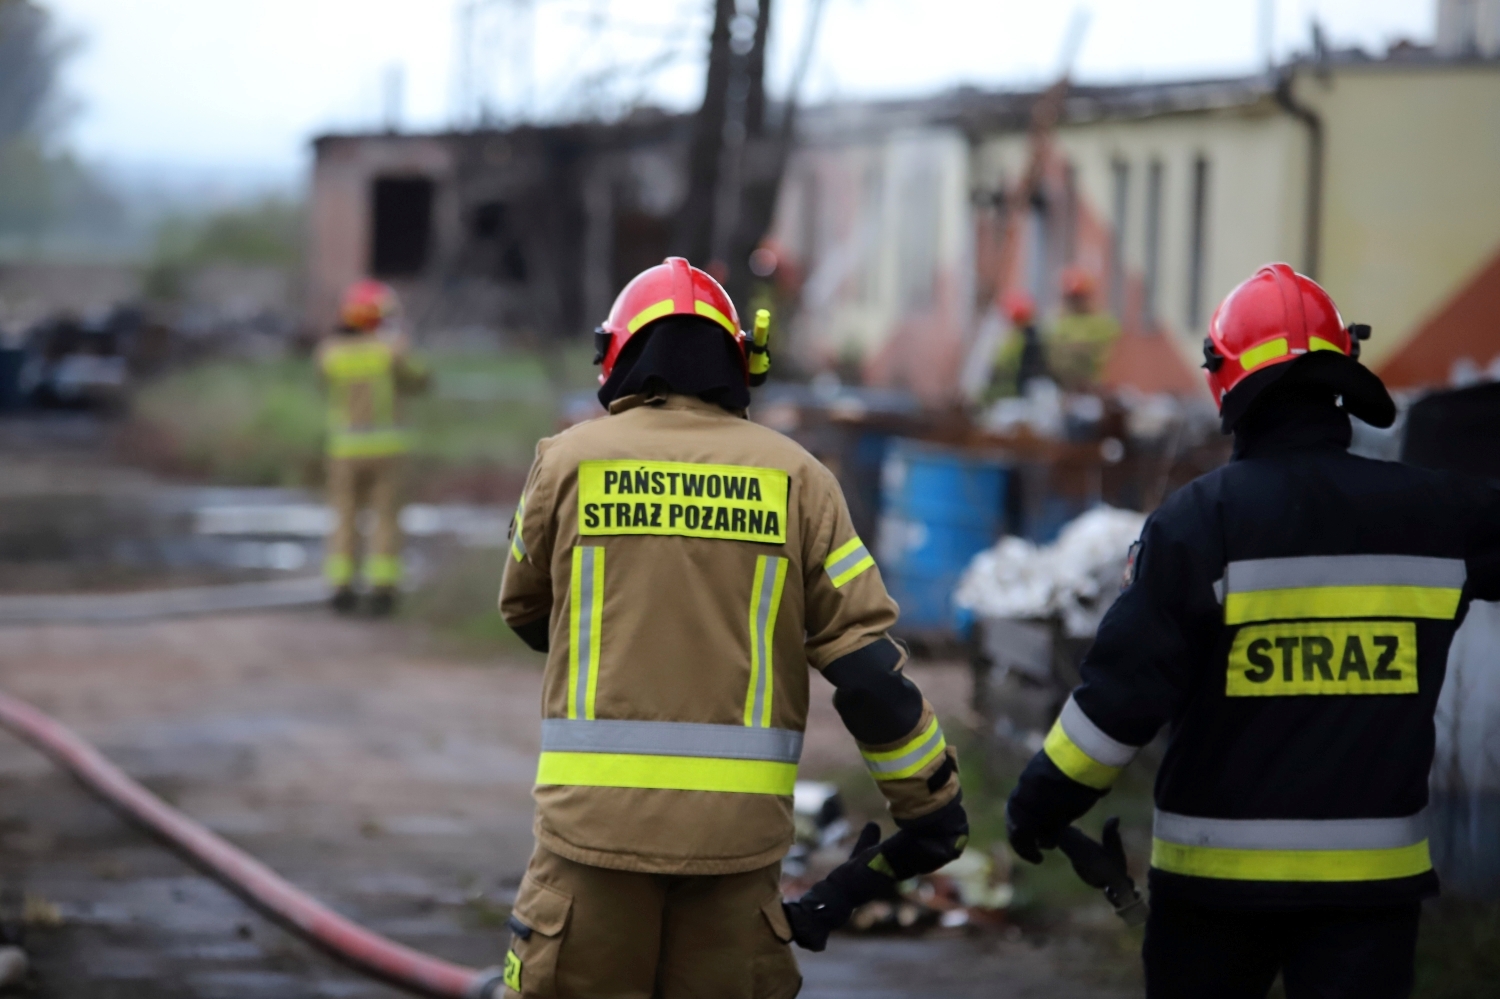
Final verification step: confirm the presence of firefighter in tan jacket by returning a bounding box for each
[499,258,968,998]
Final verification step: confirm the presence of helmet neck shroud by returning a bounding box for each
[597,315,751,412]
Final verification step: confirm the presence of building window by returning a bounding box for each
[1143,159,1164,330]
[1186,155,1211,331]
[370,176,435,277]
[1109,159,1129,319]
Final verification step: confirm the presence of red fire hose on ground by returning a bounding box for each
[0,690,507,999]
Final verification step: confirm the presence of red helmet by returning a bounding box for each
[1205,263,1391,428]
[596,257,745,382]
[1002,289,1036,325]
[1060,265,1095,299]
[341,279,398,332]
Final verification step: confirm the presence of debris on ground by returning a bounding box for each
[953,506,1146,638]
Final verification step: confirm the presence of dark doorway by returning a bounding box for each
[471,201,528,284]
[370,176,434,277]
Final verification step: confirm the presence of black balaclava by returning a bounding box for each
[1231,376,1352,460]
[598,315,750,412]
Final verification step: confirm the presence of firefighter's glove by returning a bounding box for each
[782,821,891,952]
[1006,753,1102,864]
[879,795,969,880]
[1057,817,1147,925]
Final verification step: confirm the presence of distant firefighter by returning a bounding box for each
[1048,266,1119,391]
[988,289,1049,398]
[317,279,430,616]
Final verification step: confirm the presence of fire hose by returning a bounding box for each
[0,690,507,999]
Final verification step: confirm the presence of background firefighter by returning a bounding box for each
[317,279,431,616]
[497,257,967,998]
[1005,263,1500,999]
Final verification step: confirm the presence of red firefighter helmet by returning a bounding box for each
[1002,289,1036,325]
[1060,265,1095,299]
[596,257,745,382]
[340,279,399,332]
[1204,263,1391,429]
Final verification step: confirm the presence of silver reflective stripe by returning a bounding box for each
[826,543,871,582]
[1225,555,1465,593]
[1212,577,1225,604]
[749,556,786,727]
[574,546,599,720]
[1059,695,1139,768]
[865,721,944,775]
[1154,809,1428,851]
[542,718,803,763]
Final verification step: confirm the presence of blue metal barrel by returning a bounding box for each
[875,440,1009,634]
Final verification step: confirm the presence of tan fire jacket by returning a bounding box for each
[500,393,959,875]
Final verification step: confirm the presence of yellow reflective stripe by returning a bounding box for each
[328,430,412,458]
[503,951,522,993]
[511,495,528,563]
[694,299,738,337]
[322,341,394,379]
[1309,336,1345,354]
[862,717,947,780]
[568,547,604,720]
[536,751,797,795]
[1043,717,1122,790]
[745,556,787,728]
[367,554,402,586]
[825,537,876,588]
[1151,838,1432,882]
[324,553,353,586]
[626,299,676,333]
[1240,337,1289,371]
[1225,585,1462,624]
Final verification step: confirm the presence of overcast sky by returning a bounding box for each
[46,0,1435,184]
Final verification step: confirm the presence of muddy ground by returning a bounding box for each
[0,613,1129,998]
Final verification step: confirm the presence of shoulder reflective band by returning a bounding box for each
[1223,554,1465,624]
[1227,620,1417,696]
[825,537,875,588]
[511,495,528,563]
[577,460,789,544]
[1042,695,1139,791]
[568,547,604,720]
[537,719,801,795]
[745,556,788,728]
[861,716,947,781]
[1151,809,1432,882]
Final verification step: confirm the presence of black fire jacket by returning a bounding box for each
[1010,399,1500,908]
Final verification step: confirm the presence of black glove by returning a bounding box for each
[879,795,969,880]
[1057,817,1147,924]
[1006,750,1105,864]
[782,821,891,952]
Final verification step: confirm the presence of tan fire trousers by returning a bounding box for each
[502,845,801,999]
[324,455,405,588]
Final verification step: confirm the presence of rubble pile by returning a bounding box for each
[953,506,1146,637]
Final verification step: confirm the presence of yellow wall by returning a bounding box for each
[1304,64,1500,368]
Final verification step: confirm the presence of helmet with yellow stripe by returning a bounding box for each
[596,257,762,385]
[1204,263,1393,430]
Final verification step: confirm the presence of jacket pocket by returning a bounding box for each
[503,875,573,998]
[754,895,801,999]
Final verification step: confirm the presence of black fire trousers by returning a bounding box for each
[1143,899,1421,999]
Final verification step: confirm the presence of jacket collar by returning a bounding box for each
[607,392,747,420]
[1231,396,1352,460]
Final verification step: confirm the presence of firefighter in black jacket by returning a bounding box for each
[1006,263,1500,999]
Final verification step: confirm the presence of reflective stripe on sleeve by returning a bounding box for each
[1151,809,1432,882]
[537,718,801,795]
[825,537,876,588]
[568,546,604,720]
[1223,555,1465,624]
[745,556,788,728]
[327,429,413,458]
[861,717,947,781]
[1042,696,1140,790]
[510,495,528,563]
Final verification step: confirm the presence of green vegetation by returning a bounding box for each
[129,347,595,490]
[143,196,304,301]
[401,545,545,661]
